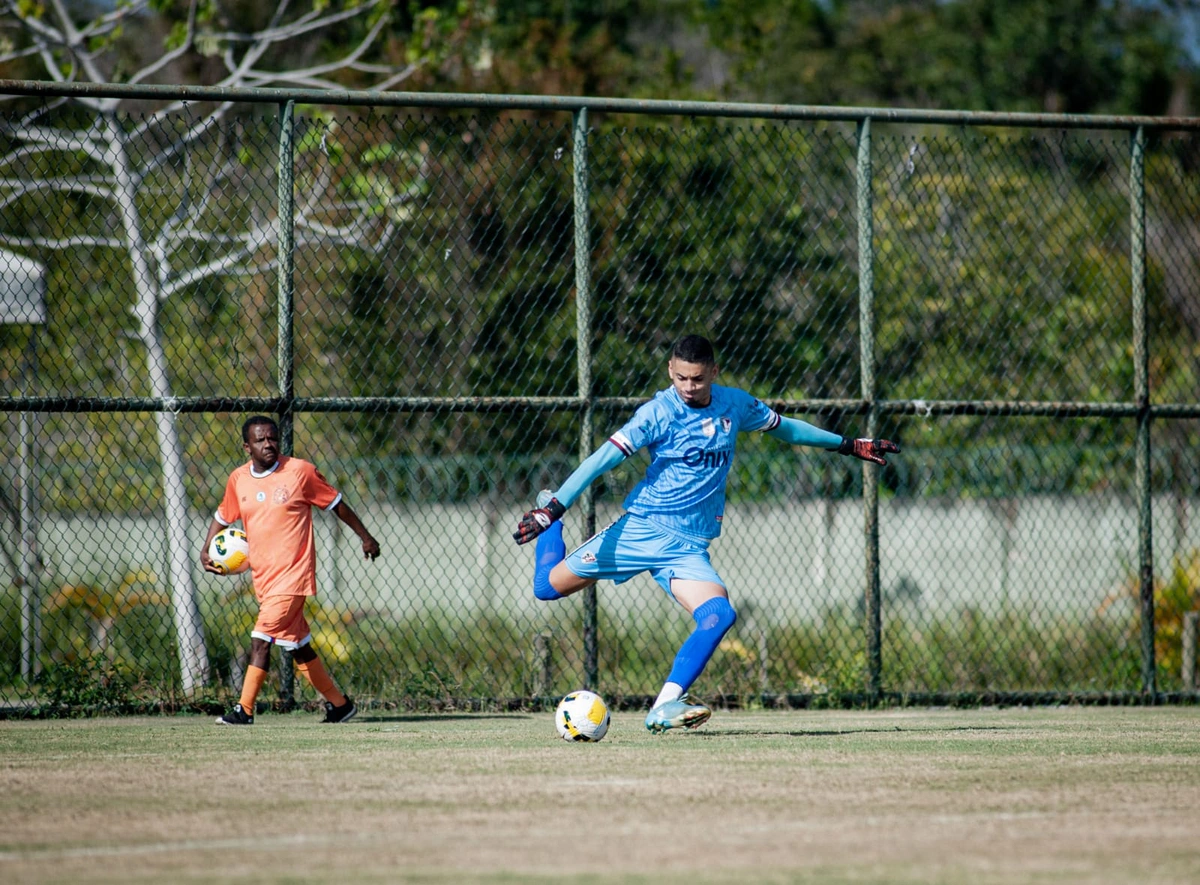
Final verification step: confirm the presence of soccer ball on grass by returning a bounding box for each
[555,690,610,742]
[208,528,250,575]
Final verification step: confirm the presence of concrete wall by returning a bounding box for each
[23,494,1194,626]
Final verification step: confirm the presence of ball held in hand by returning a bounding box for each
[208,528,250,575]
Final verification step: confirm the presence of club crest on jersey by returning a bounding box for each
[701,418,715,437]
[273,487,290,504]
[721,417,732,433]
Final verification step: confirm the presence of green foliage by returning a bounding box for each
[42,568,169,659]
[689,0,1192,115]
[0,106,1195,513]
[587,122,862,399]
[41,656,133,714]
[14,0,44,20]
[1107,547,1200,686]
[334,610,535,699]
[2,111,1199,508]
[2,2,1196,504]
[864,125,1183,455]
[0,574,1148,708]
[478,0,653,96]
[884,606,1139,694]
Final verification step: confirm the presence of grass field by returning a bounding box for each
[3,706,1200,884]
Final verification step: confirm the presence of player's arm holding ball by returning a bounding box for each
[201,464,244,574]
[200,517,234,575]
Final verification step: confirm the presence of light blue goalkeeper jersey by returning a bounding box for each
[608,383,781,544]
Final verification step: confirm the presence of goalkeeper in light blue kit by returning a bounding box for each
[514,334,900,732]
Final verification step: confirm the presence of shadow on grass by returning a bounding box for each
[695,724,1017,738]
[360,713,535,723]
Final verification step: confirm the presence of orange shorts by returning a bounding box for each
[251,595,312,650]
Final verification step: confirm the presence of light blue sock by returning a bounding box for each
[665,596,737,692]
[532,522,565,601]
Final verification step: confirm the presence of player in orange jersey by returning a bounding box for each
[201,415,381,725]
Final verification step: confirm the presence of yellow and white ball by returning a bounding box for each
[555,690,610,742]
[208,528,250,575]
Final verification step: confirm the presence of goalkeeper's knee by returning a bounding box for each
[533,522,565,601]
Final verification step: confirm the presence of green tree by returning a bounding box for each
[685,0,1194,115]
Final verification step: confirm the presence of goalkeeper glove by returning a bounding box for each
[513,496,567,545]
[837,437,901,465]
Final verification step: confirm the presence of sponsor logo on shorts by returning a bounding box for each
[581,552,597,564]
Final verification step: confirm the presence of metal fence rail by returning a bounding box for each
[2,80,1200,713]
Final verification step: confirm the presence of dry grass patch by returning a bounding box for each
[2,707,1199,884]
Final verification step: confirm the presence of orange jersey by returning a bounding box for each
[216,456,341,599]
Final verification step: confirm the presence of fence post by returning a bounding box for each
[856,116,882,703]
[17,326,44,683]
[573,107,599,690]
[1130,125,1155,697]
[276,99,297,709]
[1183,612,1198,691]
[534,633,553,699]
[19,405,40,683]
[277,648,296,712]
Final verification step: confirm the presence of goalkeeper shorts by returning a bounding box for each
[564,513,725,596]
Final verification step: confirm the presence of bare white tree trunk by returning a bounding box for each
[104,115,209,692]
[0,0,468,695]
[154,412,209,692]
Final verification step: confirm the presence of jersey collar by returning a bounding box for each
[249,459,282,479]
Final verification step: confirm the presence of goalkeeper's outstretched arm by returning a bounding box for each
[512,441,628,545]
[766,416,900,466]
[549,442,628,508]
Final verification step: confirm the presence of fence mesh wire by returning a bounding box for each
[2,94,1199,713]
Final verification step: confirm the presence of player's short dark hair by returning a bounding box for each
[242,415,278,443]
[671,334,716,366]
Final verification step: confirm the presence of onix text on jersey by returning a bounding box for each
[682,445,733,469]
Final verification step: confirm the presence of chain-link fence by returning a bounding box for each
[2,83,1200,714]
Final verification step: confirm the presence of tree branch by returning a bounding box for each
[0,234,125,249]
[209,0,373,47]
[211,0,401,90]
[0,176,114,212]
[160,242,276,299]
[129,0,200,85]
[0,122,110,164]
[45,0,110,86]
[132,104,231,175]
[0,0,454,295]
